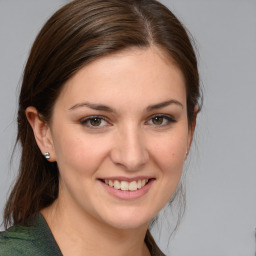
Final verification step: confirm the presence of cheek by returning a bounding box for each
[52,128,111,177]
[150,131,187,176]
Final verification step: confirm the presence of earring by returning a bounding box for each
[44,152,50,159]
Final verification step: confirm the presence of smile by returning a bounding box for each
[104,179,149,191]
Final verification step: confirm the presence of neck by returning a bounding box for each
[41,198,151,256]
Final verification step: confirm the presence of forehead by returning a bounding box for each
[56,46,186,111]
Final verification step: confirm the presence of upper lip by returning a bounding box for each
[98,176,154,182]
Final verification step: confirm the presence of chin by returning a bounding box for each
[97,207,154,231]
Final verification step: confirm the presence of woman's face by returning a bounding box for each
[48,47,192,230]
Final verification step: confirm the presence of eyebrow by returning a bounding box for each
[69,102,116,113]
[146,99,183,112]
[68,99,183,112]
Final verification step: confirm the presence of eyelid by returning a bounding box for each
[80,115,110,128]
[146,114,176,126]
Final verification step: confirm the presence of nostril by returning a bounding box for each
[109,137,149,171]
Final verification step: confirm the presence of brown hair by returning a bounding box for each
[4,0,201,228]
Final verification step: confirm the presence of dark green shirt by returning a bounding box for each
[0,214,165,256]
[0,214,62,255]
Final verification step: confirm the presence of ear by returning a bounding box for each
[26,106,56,162]
[187,107,198,154]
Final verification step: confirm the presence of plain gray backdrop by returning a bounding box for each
[0,0,256,255]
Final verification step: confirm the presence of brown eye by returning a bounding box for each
[80,116,108,128]
[89,118,102,126]
[147,115,176,126]
[152,116,164,125]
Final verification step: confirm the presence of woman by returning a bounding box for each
[0,0,201,255]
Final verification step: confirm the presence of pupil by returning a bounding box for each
[153,116,163,125]
[90,118,101,126]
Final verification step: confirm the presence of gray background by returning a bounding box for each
[0,0,255,255]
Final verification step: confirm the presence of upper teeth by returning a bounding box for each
[105,179,149,191]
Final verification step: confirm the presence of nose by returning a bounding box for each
[110,127,149,171]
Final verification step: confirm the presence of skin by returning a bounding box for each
[26,46,195,256]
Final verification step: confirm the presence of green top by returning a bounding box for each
[0,214,165,256]
[0,214,62,256]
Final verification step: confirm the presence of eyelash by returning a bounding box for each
[147,114,176,126]
[80,114,176,128]
[80,115,109,128]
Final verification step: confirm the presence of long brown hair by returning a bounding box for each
[4,0,201,228]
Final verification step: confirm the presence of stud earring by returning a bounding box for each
[44,152,50,159]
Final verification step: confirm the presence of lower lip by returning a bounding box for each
[99,179,154,200]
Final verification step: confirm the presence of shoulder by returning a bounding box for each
[0,214,62,256]
[0,224,41,256]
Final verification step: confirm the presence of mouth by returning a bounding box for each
[100,178,151,191]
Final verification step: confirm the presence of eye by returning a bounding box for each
[147,114,176,126]
[80,116,108,128]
